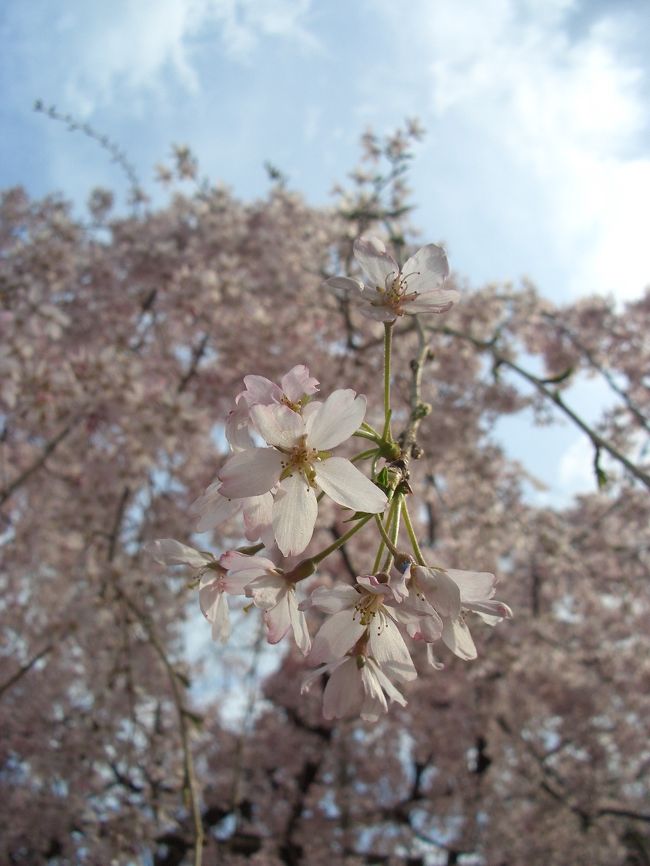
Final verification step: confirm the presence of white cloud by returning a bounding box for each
[7,0,318,116]
[371,0,650,300]
[558,434,595,492]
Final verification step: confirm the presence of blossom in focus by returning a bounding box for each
[226,364,319,451]
[226,553,311,654]
[304,575,416,683]
[218,389,388,556]
[147,540,251,642]
[409,565,513,660]
[325,236,459,322]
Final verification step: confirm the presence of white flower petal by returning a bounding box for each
[272,474,318,557]
[354,236,397,288]
[315,457,387,513]
[323,658,363,719]
[306,389,366,450]
[242,492,274,541]
[309,610,366,665]
[218,448,282,498]
[442,617,477,660]
[250,403,304,449]
[325,276,365,298]
[369,616,417,682]
[147,539,210,569]
[402,243,449,293]
[280,365,319,401]
[225,403,254,451]
[288,590,311,655]
[368,659,408,707]
[446,569,496,602]
[414,566,462,618]
[194,491,241,533]
[406,289,459,314]
[264,598,291,644]
[303,584,361,614]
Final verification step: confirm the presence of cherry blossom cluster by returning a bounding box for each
[150,237,511,721]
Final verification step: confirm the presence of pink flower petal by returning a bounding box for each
[272,474,318,556]
[218,448,282,498]
[354,236,397,288]
[280,365,319,402]
[314,457,387,513]
[250,403,304,449]
[306,389,366,450]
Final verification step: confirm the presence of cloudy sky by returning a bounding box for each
[1,0,648,501]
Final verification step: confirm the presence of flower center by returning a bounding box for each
[371,269,420,315]
[279,434,320,485]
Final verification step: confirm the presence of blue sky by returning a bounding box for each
[1,0,649,501]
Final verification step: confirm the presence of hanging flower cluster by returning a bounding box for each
[150,237,511,721]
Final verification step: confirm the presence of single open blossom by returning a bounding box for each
[225,553,311,654]
[147,540,251,642]
[303,576,417,685]
[326,236,459,322]
[407,565,513,660]
[218,389,388,556]
[226,364,319,451]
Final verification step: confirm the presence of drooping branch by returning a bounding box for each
[430,324,650,491]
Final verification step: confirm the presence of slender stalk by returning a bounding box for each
[372,497,397,572]
[382,321,394,441]
[115,586,204,866]
[381,497,402,571]
[401,497,426,565]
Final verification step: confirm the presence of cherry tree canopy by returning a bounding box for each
[1,127,649,865]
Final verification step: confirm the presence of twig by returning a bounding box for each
[430,324,650,491]
[115,585,204,866]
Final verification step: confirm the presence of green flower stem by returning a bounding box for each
[311,512,375,567]
[353,429,382,443]
[374,511,400,558]
[372,496,397,573]
[382,321,394,441]
[351,448,380,463]
[381,496,402,571]
[401,496,426,565]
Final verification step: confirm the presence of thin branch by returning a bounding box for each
[0,642,54,699]
[430,324,650,491]
[115,585,204,866]
[0,415,82,507]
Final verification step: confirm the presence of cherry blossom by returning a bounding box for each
[226,553,311,653]
[304,576,416,680]
[225,364,320,450]
[218,388,388,555]
[326,235,459,321]
[408,565,513,660]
